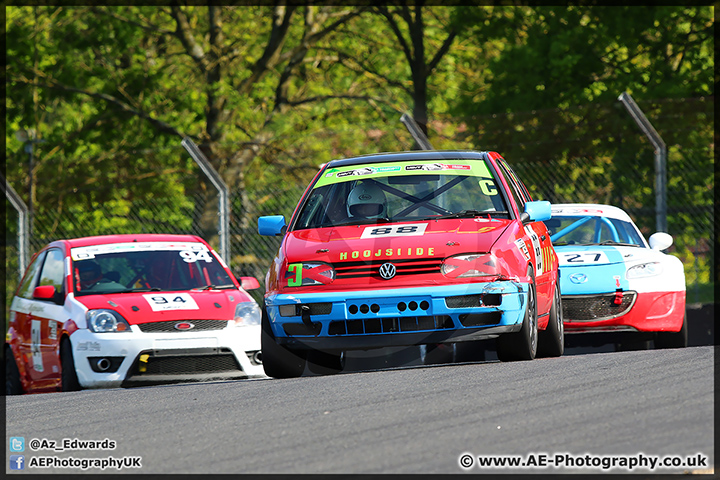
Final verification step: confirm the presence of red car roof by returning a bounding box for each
[63,233,206,248]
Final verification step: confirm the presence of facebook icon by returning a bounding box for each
[10,455,25,470]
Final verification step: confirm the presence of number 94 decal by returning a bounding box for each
[180,249,213,263]
[143,293,199,311]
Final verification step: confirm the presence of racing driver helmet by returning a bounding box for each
[76,260,103,290]
[347,182,388,219]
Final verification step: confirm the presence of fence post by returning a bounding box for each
[181,137,231,266]
[400,112,434,151]
[617,92,668,233]
[2,173,30,277]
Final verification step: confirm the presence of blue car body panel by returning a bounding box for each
[556,245,630,295]
[265,281,529,347]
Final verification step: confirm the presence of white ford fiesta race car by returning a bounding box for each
[6,234,266,394]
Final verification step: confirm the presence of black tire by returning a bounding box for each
[496,265,538,362]
[654,314,688,349]
[306,349,344,375]
[261,303,306,378]
[537,283,564,358]
[5,346,24,395]
[60,338,82,392]
[423,343,455,365]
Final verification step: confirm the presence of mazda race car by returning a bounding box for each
[5,234,265,394]
[258,150,563,378]
[546,204,687,349]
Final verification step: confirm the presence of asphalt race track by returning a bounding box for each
[5,344,714,475]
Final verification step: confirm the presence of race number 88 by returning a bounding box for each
[370,225,418,236]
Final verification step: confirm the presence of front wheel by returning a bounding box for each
[496,265,538,362]
[537,283,564,357]
[655,314,688,349]
[5,346,24,395]
[261,304,307,378]
[60,338,82,392]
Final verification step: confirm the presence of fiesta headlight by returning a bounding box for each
[87,309,130,333]
[626,262,663,279]
[285,262,335,287]
[442,253,499,278]
[233,301,261,326]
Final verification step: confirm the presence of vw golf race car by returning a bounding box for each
[6,234,265,394]
[547,204,687,350]
[258,150,562,378]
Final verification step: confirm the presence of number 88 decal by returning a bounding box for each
[361,223,427,239]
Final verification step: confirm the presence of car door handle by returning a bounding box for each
[541,235,546,241]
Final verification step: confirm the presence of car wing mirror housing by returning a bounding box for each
[258,215,287,236]
[648,232,673,250]
[238,276,260,290]
[33,285,57,300]
[521,201,552,224]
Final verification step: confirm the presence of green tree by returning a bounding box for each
[372,3,459,138]
[6,5,379,246]
[449,5,714,293]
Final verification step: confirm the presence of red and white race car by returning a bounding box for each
[258,150,563,377]
[547,203,687,350]
[5,234,265,394]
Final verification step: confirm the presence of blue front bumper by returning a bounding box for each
[265,282,528,350]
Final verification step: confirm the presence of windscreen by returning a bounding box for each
[294,159,509,229]
[70,242,235,295]
[546,216,645,247]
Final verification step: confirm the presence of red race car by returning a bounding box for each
[258,151,562,378]
[6,234,265,394]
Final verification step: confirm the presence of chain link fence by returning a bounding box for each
[5,97,714,310]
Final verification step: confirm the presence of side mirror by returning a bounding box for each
[238,276,260,291]
[33,285,57,300]
[648,232,673,250]
[521,201,552,224]
[258,215,287,236]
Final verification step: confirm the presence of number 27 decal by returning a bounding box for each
[559,252,609,265]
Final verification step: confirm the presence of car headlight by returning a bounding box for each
[626,262,663,279]
[285,262,335,287]
[442,253,499,278]
[234,301,261,326]
[87,309,130,333]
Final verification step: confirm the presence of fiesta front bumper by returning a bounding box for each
[265,282,529,350]
[69,325,265,388]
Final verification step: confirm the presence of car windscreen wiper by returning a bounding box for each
[564,242,641,247]
[195,284,237,290]
[122,287,163,292]
[426,210,509,220]
[600,240,642,247]
[325,217,392,227]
